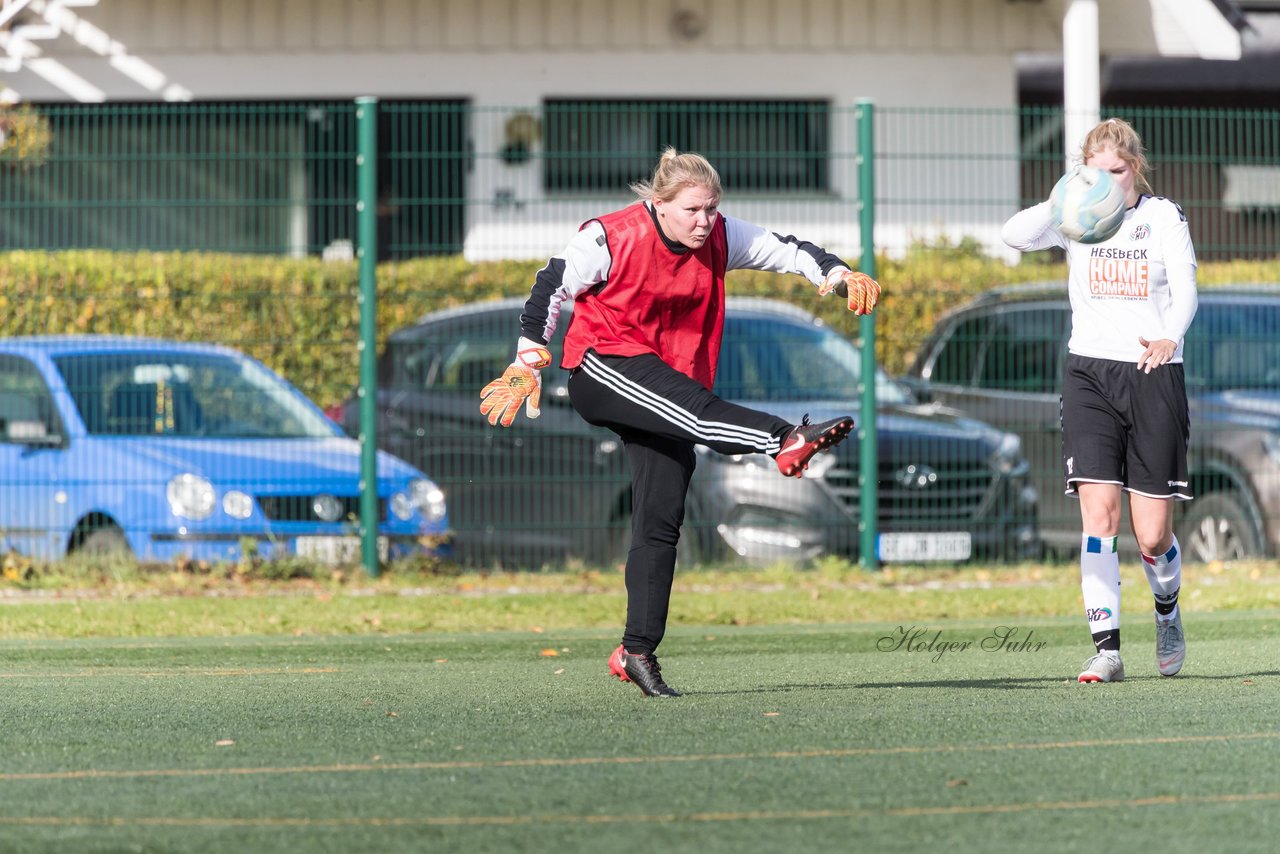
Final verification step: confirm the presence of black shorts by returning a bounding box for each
[1060,353,1192,500]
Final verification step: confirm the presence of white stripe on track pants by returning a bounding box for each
[567,351,793,654]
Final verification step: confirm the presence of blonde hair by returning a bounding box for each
[1081,117,1153,195]
[630,147,722,202]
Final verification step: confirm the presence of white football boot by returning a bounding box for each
[1155,611,1186,677]
[1078,650,1125,683]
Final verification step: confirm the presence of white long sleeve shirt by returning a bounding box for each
[520,203,849,347]
[1001,196,1199,363]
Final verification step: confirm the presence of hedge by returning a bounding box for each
[2,244,1275,409]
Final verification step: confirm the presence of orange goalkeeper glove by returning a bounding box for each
[479,337,554,427]
[820,269,881,316]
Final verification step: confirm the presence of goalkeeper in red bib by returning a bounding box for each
[480,147,881,697]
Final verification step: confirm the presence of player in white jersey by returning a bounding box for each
[1003,118,1199,684]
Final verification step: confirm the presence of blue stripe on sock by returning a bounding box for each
[1166,542,1178,562]
[1085,535,1118,554]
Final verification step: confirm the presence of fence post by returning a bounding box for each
[356,96,380,576]
[856,98,879,570]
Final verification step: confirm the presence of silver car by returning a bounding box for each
[334,297,1040,567]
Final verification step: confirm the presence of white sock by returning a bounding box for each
[1142,535,1182,622]
[1081,534,1121,652]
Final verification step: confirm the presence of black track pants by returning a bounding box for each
[568,351,792,654]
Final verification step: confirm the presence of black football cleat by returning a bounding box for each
[774,414,854,478]
[608,644,681,697]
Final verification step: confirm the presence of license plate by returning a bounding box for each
[877,532,972,563]
[295,536,388,564]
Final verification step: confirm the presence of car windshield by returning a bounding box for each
[1184,301,1280,392]
[715,315,909,404]
[54,351,338,438]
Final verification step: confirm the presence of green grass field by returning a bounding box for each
[2,562,1280,853]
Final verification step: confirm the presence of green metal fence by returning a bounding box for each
[1,100,1278,573]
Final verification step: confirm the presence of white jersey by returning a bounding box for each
[1001,195,1199,364]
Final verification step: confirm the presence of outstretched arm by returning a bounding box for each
[724,215,880,315]
[481,223,610,427]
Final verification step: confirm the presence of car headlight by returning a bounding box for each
[716,451,772,469]
[390,478,447,523]
[167,473,215,520]
[991,432,1029,476]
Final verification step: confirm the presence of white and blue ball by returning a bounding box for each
[1050,165,1126,244]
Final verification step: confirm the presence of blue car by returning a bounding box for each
[0,336,449,563]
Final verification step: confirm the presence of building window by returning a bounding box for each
[543,99,829,194]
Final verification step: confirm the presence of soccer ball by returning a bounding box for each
[1050,165,1126,244]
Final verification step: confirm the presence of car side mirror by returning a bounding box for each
[17,431,68,451]
[896,377,932,404]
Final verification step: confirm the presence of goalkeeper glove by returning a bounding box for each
[479,337,554,427]
[820,269,881,316]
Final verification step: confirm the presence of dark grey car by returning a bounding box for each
[901,283,1280,562]
[334,297,1040,568]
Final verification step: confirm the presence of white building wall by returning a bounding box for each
[77,1,1058,59]
[1,0,1062,260]
[18,0,1059,102]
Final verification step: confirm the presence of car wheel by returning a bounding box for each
[1177,491,1261,563]
[76,526,133,557]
